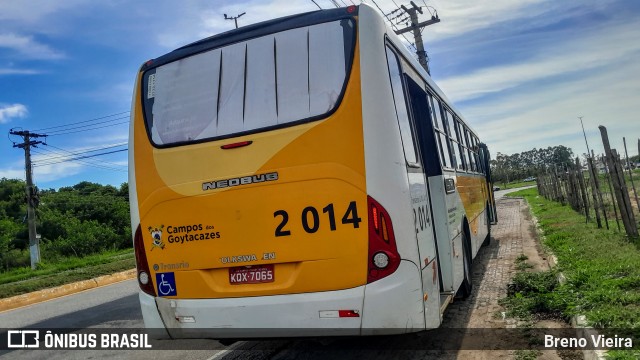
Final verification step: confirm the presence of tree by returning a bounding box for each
[489,145,575,183]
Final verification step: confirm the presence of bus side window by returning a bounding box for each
[442,110,460,170]
[451,113,467,171]
[428,94,451,169]
[464,127,476,172]
[385,46,419,166]
[474,136,482,173]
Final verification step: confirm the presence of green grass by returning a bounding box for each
[515,254,534,271]
[505,188,640,356]
[0,249,134,298]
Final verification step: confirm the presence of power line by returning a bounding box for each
[310,0,322,9]
[394,1,440,74]
[370,0,416,51]
[45,120,129,136]
[33,148,128,167]
[31,149,127,172]
[37,143,128,161]
[44,116,128,135]
[31,111,129,132]
[35,143,127,169]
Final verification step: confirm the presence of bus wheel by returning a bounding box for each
[482,205,491,247]
[457,230,473,299]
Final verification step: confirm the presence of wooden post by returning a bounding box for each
[569,167,580,212]
[554,166,565,205]
[576,157,590,222]
[586,156,602,228]
[613,149,638,237]
[623,137,640,214]
[593,151,610,230]
[600,125,635,236]
[602,154,621,231]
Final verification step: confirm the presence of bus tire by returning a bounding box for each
[457,228,473,299]
[482,205,491,247]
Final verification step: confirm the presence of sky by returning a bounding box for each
[1,0,639,189]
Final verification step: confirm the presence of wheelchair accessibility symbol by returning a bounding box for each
[156,272,177,296]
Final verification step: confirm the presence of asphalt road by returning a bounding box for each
[0,280,221,360]
[494,185,536,201]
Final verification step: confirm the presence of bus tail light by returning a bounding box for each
[134,225,156,296]
[367,196,400,283]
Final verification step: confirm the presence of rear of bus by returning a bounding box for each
[129,6,405,338]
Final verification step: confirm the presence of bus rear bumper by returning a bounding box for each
[138,261,424,338]
[141,285,365,339]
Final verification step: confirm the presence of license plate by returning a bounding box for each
[229,264,274,285]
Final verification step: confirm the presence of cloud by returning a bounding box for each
[0,33,65,60]
[0,168,24,179]
[426,5,640,158]
[0,103,28,124]
[455,54,640,157]
[437,18,640,102]
[422,0,615,42]
[31,162,85,183]
[0,68,40,75]
[0,0,88,25]
[155,0,318,49]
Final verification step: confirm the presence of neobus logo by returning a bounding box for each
[202,172,278,191]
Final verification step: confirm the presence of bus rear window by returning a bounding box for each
[142,19,355,146]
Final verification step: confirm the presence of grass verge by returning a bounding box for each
[505,187,640,358]
[0,249,134,298]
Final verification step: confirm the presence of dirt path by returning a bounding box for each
[448,197,577,359]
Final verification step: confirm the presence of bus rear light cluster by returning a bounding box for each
[367,196,400,283]
[220,140,253,149]
[338,310,360,318]
[134,225,157,296]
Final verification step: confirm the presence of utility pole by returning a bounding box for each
[394,1,440,74]
[10,129,47,269]
[224,12,246,29]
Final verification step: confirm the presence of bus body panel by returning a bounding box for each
[132,30,370,300]
[138,292,169,339]
[361,260,424,334]
[358,5,421,268]
[129,74,141,240]
[457,174,489,257]
[359,4,441,330]
[153,285,365,338]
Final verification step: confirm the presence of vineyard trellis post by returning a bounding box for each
[599,125,638,237]
[576,157,590,223]
[586,156,603,228]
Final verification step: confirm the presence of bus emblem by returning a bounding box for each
[202,172,279,191]
[148,225,165,250]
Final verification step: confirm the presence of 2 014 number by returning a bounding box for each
[274,201,361,237]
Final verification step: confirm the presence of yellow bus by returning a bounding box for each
[129,4,497,339]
